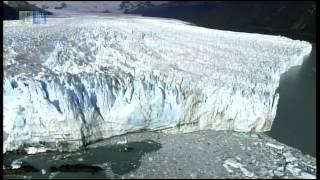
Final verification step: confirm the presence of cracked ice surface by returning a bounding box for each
[3,16,312,152]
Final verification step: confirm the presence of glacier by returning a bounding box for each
[3,16,312,153]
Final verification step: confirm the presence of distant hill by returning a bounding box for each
[125,1,218,20]
[3,3,20,20]
[3,1,53,20]
[4,1,315,42]
[126,1,316,42]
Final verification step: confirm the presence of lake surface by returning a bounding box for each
[266,43,316,157]
[3,140,162,179]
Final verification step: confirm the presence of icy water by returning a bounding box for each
[3,140,161,179]
[267,43,316,157]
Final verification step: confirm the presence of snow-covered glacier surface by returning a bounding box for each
[3,16,312,153]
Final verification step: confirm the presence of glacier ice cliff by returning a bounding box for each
[3,16,312,153]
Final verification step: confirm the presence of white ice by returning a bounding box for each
[3,16,312,153]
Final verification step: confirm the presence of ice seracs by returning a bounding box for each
[3,16,312,153]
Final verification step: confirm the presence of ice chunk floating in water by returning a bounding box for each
[3,16,312,153]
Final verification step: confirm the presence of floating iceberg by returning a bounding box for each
[3,16,312,152]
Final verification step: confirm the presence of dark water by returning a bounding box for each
[3,140,161,179]
[267,44,316,157]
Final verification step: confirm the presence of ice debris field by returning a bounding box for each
[3,16,312,152]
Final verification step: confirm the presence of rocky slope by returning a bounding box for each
[3,130,317,179]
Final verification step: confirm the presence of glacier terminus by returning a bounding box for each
[3,16,312,153]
